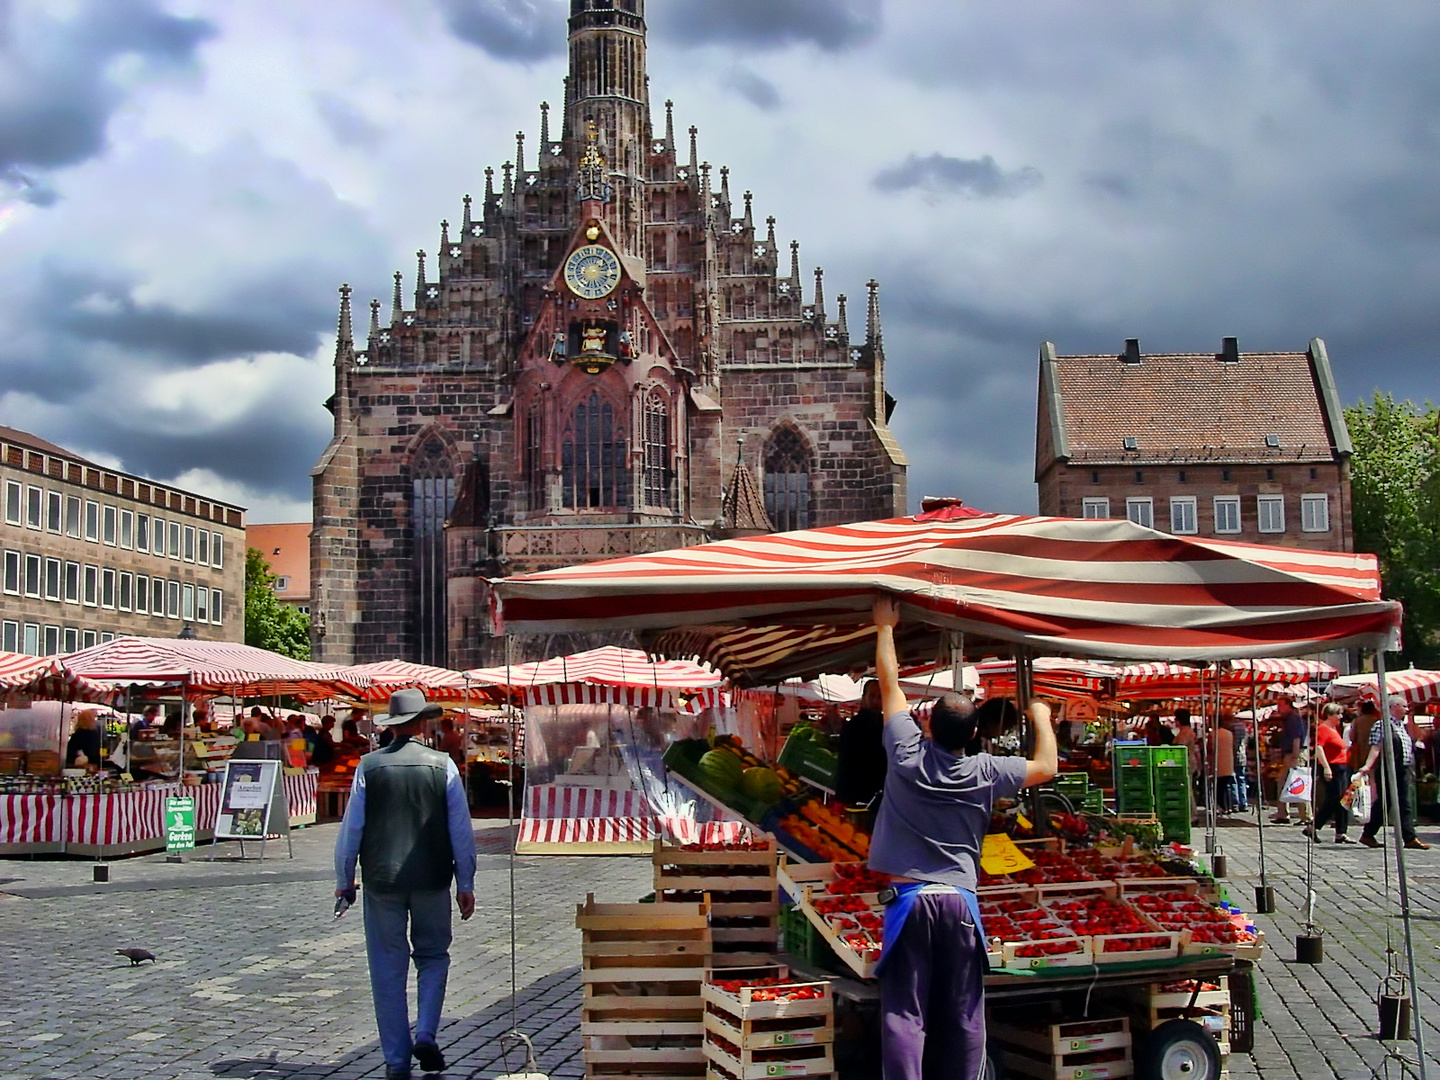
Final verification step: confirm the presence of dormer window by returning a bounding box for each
[1122,437,1139,451]
[1264,434,1280,448]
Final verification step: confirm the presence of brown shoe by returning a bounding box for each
[1405,839,1430,851]
[1359,835,1382,848]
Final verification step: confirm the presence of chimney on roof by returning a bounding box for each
[1221,336,1239,363]
[1122,338,1141,365]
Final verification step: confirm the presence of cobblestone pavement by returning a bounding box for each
[0,815,1437,1079]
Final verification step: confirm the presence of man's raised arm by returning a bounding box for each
[1022,701,1057,787]
[872,596,908,719]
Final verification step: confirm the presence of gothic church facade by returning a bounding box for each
[311,0,908,669]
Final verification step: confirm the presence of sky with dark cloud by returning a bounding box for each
[1,0,1438,522]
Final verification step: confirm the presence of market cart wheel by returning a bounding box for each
[1136,1019,1221,1080]
[982,1046,1006,1080]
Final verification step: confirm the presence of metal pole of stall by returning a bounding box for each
[1015,651,1046,836]
[1252,682,1273,913]
[1375,654,1427,1072]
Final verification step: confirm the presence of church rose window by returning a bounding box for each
[562,391,628,509]
[764,426,811,532]
[412,441,456,666]
[642,391,671,509]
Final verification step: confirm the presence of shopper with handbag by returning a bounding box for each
[1306,703,1352,843]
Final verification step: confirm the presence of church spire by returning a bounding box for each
[866,278,884,349]
[368,298,380,340]
[539,101,550,149]
[789,241,802,299]
[868,278,887,421]
[414,249,427,307]
[742,190,753,230]
[462,194,472,231]
[813,267,825,320]
[719,166,730,214]
[836,294,848,340]
[515,130,525,175]
[335,283,353,361]
[688,125,698,175]
[664,99,674,150]
[484,166,495,205]
[391,271,403,321]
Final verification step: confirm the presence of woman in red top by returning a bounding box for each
[1307,703,1353,843]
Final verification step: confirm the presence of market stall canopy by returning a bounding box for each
[1115,658,1339,700]
[779,674,867,704]
[491,508,1401,685]
[0,651,116,704]
[320,658,477,704]
[968,657,1118,701]
[1328,668,1440,706]
[465,645,723,712]
[59,637,372,699]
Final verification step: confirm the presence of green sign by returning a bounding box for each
[165,796,196,852]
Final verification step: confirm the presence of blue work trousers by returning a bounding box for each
[363,888,453,1069]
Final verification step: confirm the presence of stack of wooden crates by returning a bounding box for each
[576,894,712,1080]
[652,839,779,967]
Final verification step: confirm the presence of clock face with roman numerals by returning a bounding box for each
[563,244,621,300]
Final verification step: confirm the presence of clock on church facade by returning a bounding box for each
[311,0,908,669]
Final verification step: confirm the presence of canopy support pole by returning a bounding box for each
[1376,653,1427,1075]
[1015,650,1047,837]
[1252,682,1271,909]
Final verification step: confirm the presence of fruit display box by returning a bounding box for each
[778,861,889,978]
[1122,887,1262,958]
[655,838,781,968]
[1041,894,1181,964]
[990,1014,1134,1080]
[702,966,835,1080]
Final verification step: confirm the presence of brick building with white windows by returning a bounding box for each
[1035,337,1353,552]
[1,426,246,654]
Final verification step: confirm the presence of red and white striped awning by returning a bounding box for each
[60,637,372,699]
[1114,658,1339,700]
[492,510,1400,685]
[321,659,479,704]
[465,645,723,713]
[0,652,116,703]
[970,657,1120,700]
[1328,668,1440,705]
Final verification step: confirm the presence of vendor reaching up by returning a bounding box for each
[867,596,1056,1080]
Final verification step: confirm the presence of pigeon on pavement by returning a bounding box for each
[116,948,156,966]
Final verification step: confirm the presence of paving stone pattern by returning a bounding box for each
[0,816,1436,1078]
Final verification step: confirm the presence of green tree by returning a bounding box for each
[1345,392,1440,667]
[244,547,311,660]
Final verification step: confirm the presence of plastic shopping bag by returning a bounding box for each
[1280,765,1313,804]
[1341,774,1372,821]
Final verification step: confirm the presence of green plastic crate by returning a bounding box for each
[1055,773,1090,796]
[780,903,833,967]
[1082,789,1105,813]
[778,736,839,791]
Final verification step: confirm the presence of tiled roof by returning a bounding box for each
[1049,350,1338,464]
[722,459,774,533]
[0,424,92,463]
[246,522,311,600]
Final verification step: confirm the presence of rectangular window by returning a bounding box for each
[1,621,16,652]
[42,625,59,656]
[120,509,133,549]
[81,629,97,649]
[101,568,116,609]
[136,513,149,553]
[84,500,99,541]
[102,504,117,546]
[1213,496,1241,534]
[65,495,81,538]
[22,623,39,655]
[152,518,164,556]
[135,574,149,614]
[24,553,41,597]
[1081,497,1110,519]
[63,561,79,603]
[183,525,196,562]
[2,550,18,594]
[1257,494,1285,533]
[43,557,60,601]
[212,533,224,569]
[46,490,62,533]
[62,627,78,653]
[4,480,20,525]
[119,571,132,612]
[1301,494,1330,533]
[1125,497,1154,529]
[169,521,181,559]
[26,485,42,529]
[211,589,223,625]
[151,576,165,616]
[83,564,98,606]
[99,632,114,644]
[1169,496,1198,535]
[167,579,180,618]
[196,584,208,622]
[182,582,195,620]
[198,529,210,566]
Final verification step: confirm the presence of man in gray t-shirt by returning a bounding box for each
[868,597,1056,1080]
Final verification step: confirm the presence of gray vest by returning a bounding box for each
[357,737,455,894]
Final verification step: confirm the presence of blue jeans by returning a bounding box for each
[363,888,453,1069]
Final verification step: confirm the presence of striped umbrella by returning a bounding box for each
[0,652,116,703]
[1328,668,1440,706]
[465,645,723,712]
[60,636,372,699]
[492,510,1400,685]
[322,659,476,704]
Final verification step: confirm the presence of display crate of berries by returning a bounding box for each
[1041,894,1180,964]
[1123,888,1262,958]
[778,862,889,978]
[702,966,835,1079]
[989,1014,1133,1080]
[656,838,780,968]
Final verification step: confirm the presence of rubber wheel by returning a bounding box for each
[1136,1018,1222,1080]
[982,1046,1007,1080]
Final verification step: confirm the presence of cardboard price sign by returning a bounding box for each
[165,796,196,852]
[980,833,1035,876]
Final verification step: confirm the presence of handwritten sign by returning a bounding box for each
[980,833,1036,876]
[165,796,195,851]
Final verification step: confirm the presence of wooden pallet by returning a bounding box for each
[578,895,712,1080]
[654,840,780,967]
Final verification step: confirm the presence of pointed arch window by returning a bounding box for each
[411,440,455,667]
[764,426,811,532]
[562,391,629,509]
[642,391,672,509]
[522,401,545,511]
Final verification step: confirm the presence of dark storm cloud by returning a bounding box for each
[437,0,565,61]
[723,68,782,110]
[1,166,58,206]
[0,0,215,173]
[874,153,1041,198]
[312,93,384,149]
[651,0,880,52]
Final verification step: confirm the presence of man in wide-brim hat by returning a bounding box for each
[334,690,476,1079]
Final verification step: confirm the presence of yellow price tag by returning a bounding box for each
[981,833,1035,876]
[1015,813,1033,831]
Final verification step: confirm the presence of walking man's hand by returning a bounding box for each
[457,892,475,921]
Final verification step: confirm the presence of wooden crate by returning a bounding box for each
[990,1016,1130,1057]
[701,964,835,1079]
[655,840,780,968]
[578,895,712,1080]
